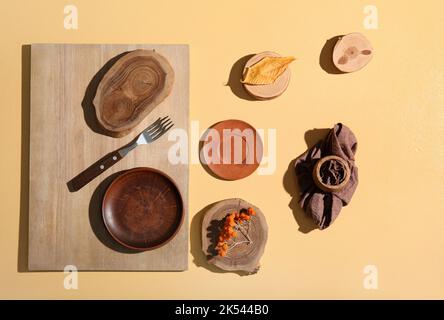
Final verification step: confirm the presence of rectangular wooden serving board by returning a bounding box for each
[28,44,189,271]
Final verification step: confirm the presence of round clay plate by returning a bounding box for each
[242,51,291,100]
[102,167,184,251]
[201,198,268,274]
[201,119,263,180]
[333,33,373,73]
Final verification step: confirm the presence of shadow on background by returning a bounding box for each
[190,203,249,276]
[226,54,256,101]
[319,35,345,74]
[18,45,31,272]
[282,128,330,233]
[304,128,330,148]
[81,51,129,136]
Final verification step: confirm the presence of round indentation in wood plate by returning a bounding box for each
[102,167,183,251]
[201,198,268,274]
[201,119,263,181]
[312,155,351,193]
[333,33,373,73]
[242,51,291,100]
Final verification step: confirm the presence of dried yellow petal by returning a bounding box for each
[241,56,295,85]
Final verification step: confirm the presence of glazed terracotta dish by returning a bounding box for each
[201,119,263,180]
[102,167,184,251]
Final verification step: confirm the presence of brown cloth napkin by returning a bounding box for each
[295,123,358,229]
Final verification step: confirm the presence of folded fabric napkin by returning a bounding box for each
[295,123,358,229]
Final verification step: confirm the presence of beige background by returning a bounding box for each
[0,0,443,299]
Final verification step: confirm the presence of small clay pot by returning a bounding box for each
[312,155,351,193]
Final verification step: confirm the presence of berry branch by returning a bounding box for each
[215,207,256,257]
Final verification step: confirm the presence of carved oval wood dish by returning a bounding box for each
[201,198,268,274]
[94,49,174,137]
[102,167,183,251]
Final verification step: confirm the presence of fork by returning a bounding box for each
[67,116,174,192]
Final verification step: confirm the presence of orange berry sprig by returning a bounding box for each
[215,207,256,257]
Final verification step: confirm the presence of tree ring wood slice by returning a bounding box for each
[242,51,291,100]
[93,49,174,137]
[333,33,373,73]
[201,198,268,274]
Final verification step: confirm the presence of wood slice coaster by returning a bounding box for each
[333,33,373,73]
[201,198,268,274]
[102,167,184,251]
[201,119,263,181]
[94,49,174,137]
[242,51,291,100]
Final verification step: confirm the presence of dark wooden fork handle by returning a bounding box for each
[67,150,123,192]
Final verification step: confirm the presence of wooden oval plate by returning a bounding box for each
[93,49,175,137]
[242,51,291,100]
[201,119,263,180]
[102,167,183,251]
[201,198,268,274]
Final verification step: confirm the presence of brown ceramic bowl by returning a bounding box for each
[102,167,184,251]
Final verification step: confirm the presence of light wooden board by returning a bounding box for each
[28,44,189,271]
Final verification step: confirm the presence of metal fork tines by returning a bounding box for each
[118,116,174,157]
[141,116,174,143]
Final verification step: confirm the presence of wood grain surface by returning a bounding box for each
[28,44,189,271]
[93,50,175,137]
[332,33,373,73]
[201,198,268,274]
